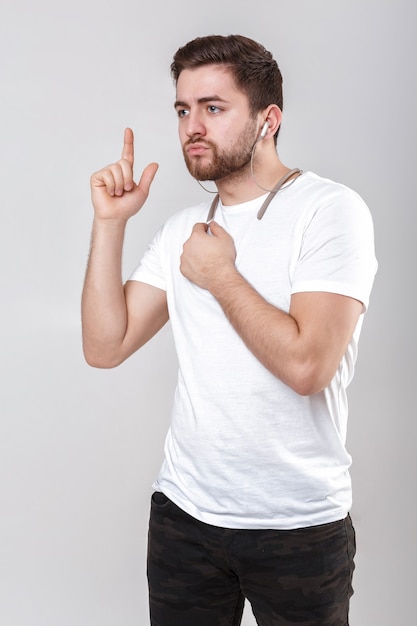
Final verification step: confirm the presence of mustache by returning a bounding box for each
[184,137,214,148]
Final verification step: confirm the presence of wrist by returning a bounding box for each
[207,263,241,298]
[92,215,129,231]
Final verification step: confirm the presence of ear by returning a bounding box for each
[259,105,282,139]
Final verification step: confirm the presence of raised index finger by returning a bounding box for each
[121,127,134,165]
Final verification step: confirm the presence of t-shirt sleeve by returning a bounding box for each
[127,226,166,291]
[290,188,377,311]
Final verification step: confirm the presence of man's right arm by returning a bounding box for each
[81,128,166,368]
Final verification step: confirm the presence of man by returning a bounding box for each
[82,35,377,626]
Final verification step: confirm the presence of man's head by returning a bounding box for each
[171,34,283,145]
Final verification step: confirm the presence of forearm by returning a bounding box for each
[81,218,129,367]
[209,267,342,395]
[208,269,300,384]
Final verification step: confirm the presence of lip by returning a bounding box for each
[186,143,210,156]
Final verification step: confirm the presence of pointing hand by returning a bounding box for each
[90,128,158,221]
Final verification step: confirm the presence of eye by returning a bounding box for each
[207,105,221,114]
[176,109,189,118]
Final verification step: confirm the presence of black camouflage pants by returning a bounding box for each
[147,492,356,626]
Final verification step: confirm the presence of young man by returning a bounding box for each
[82,35,377,626]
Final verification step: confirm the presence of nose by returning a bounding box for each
[184,111,206,139]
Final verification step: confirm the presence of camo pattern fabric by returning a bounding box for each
[147,492,356,626]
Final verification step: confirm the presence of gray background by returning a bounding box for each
[1,1,415,624]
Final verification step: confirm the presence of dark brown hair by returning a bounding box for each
[171,35,283,140]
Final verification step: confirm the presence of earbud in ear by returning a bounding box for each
[259,121,269,140]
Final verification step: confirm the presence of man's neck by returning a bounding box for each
[215,154,292,207]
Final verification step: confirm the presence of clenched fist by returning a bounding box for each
[180,221,237,291]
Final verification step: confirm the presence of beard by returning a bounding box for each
[182,117,257,182]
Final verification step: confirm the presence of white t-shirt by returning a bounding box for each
[129,171,377,530]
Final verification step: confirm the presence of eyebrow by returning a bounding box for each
[174,96,229,109]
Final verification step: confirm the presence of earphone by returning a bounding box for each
[259,121,269,140]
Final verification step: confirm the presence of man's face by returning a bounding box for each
[174,65,258,182]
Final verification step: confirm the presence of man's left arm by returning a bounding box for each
[180,221,362,396]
